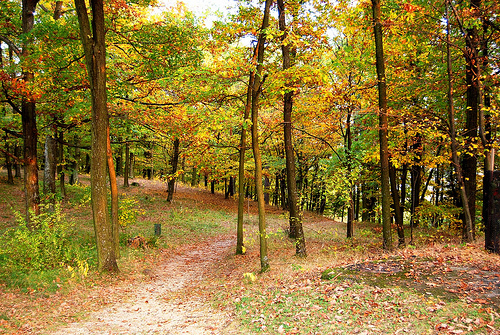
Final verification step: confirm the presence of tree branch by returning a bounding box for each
[0,36,21,56]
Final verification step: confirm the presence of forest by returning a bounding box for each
[1,0,500,333]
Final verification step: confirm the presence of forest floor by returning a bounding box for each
[1,174,500,334]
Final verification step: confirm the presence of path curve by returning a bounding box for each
[51,238,237,335]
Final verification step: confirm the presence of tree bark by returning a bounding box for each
[58,131,66,198]
[372,0,392,249]
[460,0,481,241]
[69,134,80,185]
[107,127,120,259]
[75,0,118,272]
[237,75,252,255]
[43,135,57,197]
[22,0,41,226]
[167,138,180,202]
[389,164,405,246]
[277,0,306,256]
[445,1,474,243]
[124,141,130,187]
[251,0,273,272]
[346,109,355,239]
[14,144,21,178]
[4,136,14,184]
[191,166,197,186]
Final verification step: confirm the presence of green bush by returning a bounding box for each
[0,203,88,277]
[119,195,143,228]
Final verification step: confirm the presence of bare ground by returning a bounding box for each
[49,237,241,335]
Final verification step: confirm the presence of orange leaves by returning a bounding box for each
[0,71,42,102]
[402,3,420,14]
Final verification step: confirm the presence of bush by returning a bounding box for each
[0,203,89,279]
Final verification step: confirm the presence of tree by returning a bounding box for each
[21,0,41,226]
[74,0,118,272]
[236,74,253,255]
[372,0,392,249]
[277,0,306,256]
[251,0,273,273]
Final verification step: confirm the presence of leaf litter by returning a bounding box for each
[2,176,500,334]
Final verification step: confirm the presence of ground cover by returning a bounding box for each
[0,171,499,334]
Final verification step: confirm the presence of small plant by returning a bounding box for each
[243,272,256,284]
[0,203,89,287]
[118,195,143,228]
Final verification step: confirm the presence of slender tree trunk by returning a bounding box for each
[14,144,21,178]
[167,138,180,202]
[22,0,41,226]
[400,163,408,219]
[277,0,306,256]
[372,0,392,249]
[389,164,405,246]
[69,134,80,185]
[43,135,57,197]
[460,0,481,240]
[191,166,198,186]
[75,0,118,272]
[410,134,422,228]
[251,0,273,272]
[116,139,123,176]
[124,141,130,187]
[58,131,66,198]
[107,127,120,259]
[129,152,135,178]
[446,1,474,243]
[346,109,354,238]
[4,137,14,184]
[237,75,252,254]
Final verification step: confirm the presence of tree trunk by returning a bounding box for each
[372,0,392,249]
[43,135,57,197]
[445,1,474,243]
[14,144,21,178]
[69,134,80,185]
[277,0,306,256]
[237,75,252,254]
[58,131,66,198]
[107,127,120,259]
[409,133,422,228]
[116,140,123,176]
[191,166,198,186]
[460,0,481,241]
[124,141,130,187]
[4,137,14,184]
[22,0,41,226]
[167,138,180,202]
[346,109,354,238]
[389,164,405,246]
[251,0,272,272]
[75,0,118,272]
[129,152,135,178]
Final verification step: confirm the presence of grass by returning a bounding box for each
[206,216,500,334]
[1,173,500,334]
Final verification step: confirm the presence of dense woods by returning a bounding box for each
[1,0,500,273]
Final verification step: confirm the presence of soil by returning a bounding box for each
[49,237,241,335]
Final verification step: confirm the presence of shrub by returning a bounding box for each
[0,203,88,277]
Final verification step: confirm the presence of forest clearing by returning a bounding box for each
[1,173,500,334]
[1,0,500,333]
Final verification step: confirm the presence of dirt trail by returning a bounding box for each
[50,238,238,335]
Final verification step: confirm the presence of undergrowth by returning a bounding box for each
[0,203,92,291]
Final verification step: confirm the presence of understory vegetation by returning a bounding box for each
[1,174,499,334]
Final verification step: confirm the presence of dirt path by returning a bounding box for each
[50,238,239,335]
